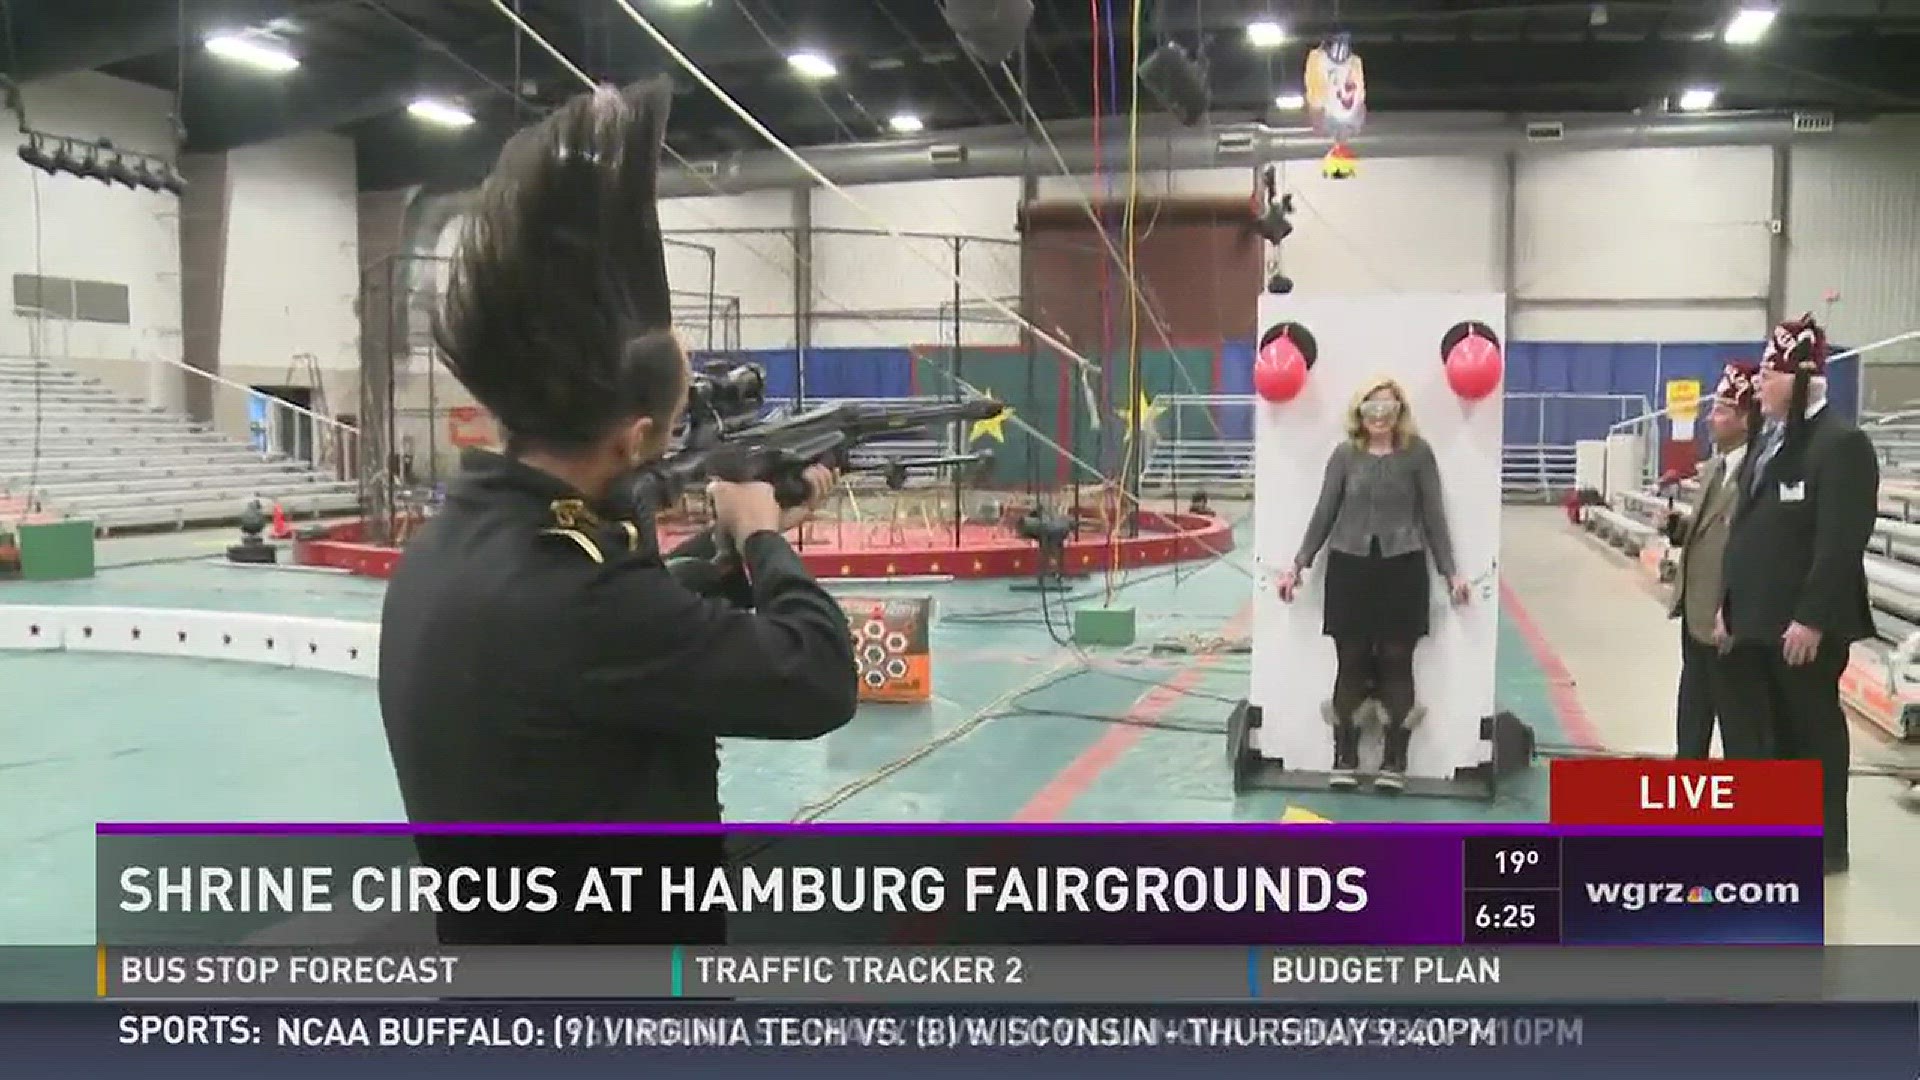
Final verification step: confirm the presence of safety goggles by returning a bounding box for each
[1358,400,1401,420]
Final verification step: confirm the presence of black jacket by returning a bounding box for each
[378,452,859,943]
[380,450,859,824]
[1720,405,1879,648]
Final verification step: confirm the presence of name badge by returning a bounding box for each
[1778,481,1806,503]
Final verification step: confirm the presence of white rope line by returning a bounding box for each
[514,5,1255,784]
[607,0,1099,381]
[485,0,1254,584]
[713,3,1062,414]
[989,58,1225,440]
[602,0,1252,577]
[481,9,1260,759]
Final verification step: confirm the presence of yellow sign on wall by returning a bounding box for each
[1666,379,1702,423]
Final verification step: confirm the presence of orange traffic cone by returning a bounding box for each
[269,503,291,540]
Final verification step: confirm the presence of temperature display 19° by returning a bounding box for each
[1462,837,1559,891]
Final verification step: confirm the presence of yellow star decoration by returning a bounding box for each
[969,391,1013,444]
[1120,390,1167,442]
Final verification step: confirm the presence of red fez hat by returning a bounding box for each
[1713,361,1759,408]
[1761,314,1828,377]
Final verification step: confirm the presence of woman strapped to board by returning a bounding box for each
[1272,377,1470,791]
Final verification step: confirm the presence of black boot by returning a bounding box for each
[1374,705,1424,792]
[1323,701,1361,789]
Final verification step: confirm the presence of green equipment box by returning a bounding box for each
[15,520,96,580]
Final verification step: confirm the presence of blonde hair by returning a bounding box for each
[1346,376,1418,449]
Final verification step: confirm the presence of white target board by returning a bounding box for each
[1250,293,1506,779]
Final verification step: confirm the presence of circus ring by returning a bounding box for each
[293,503,1235,581]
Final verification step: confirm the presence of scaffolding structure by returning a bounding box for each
[356,238,727,541]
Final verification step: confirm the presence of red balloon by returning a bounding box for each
[1254,336,1308,402]
[1444,333,1503,400]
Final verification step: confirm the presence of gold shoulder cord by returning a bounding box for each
[540,527,605,563]
[538,500,642,563]
[543,498,606,564]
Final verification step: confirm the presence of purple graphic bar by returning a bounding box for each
[95,826,1822,945]
[95,822,1822,837]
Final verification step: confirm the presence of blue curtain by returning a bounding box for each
[798,348,915,399]
[704,347,915,401]
[1217,340,1255,441]
[1504,342,1729,446]
[711,338,1860,448]
[1826,349,1861,422]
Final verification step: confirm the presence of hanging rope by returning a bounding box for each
[486,0,1255,589]
[585,0,1254,576]
[1089,0,1107,481]
[1105,0,1148,604]
[605,0,1104,384]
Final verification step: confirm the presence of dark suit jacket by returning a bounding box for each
[1720,405,1879,647]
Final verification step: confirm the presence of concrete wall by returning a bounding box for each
[2,72,362,450]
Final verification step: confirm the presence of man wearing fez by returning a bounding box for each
[1663,362,1764,760]
[1718,315,1877,875]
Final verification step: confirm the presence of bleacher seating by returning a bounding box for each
[1500,444,1578,499]
[1865,410,1920,485]
[1138,394,1255,492]
[0,357,359,532]
[1142,440,1255,491]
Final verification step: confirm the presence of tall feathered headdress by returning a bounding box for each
[435,77,678,450]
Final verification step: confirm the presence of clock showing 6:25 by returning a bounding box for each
[1463,891,1558,944]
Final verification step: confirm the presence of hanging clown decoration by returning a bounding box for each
[1305,33,1365,179]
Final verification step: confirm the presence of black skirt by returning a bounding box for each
[1321,543,1431,642]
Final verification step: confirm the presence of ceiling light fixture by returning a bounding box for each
[888,113,925,134]
[407,99,475,128]
[1246,20,1287,47]
[1677,86,1718,111]
[204,33,300,73]
[1274,92,1305,110]
[787,52,838,80]
[16,135,57,174]
[1722,6,1776,46]
[14,129,186,195]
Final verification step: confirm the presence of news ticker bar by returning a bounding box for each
[22,1004,1920,1073]
[96,829,1825,947]
[78,946,1920,1003]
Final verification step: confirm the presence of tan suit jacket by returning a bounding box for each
[1668,448,1745,643]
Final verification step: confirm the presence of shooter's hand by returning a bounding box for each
[1276,567,1301,603]
[708,479,782,547]
[778,464,838,533]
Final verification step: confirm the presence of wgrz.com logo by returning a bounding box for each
[1584,880,1801,912]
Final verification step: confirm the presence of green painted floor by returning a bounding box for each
[0,522,1570,944]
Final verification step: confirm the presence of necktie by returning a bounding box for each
[1749,422,1783,494]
